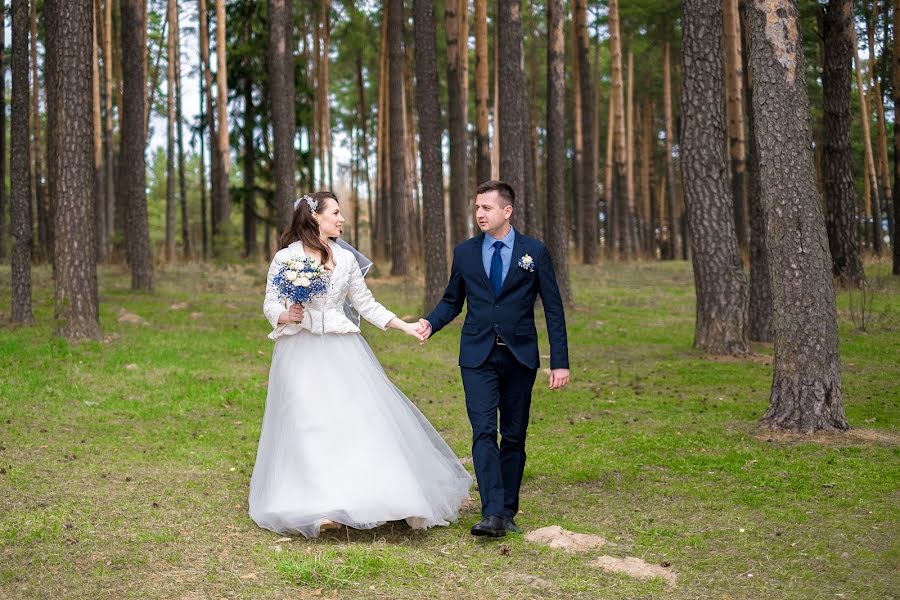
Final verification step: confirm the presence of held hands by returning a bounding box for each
[387,317,426,343]
[415,319,433,345]
[278,303,305,325]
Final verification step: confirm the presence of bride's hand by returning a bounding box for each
[277,304,305,325]
[403,321,427,343]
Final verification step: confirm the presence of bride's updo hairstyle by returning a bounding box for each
[279,191,337,266]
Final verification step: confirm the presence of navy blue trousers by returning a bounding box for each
[460,343,537,519]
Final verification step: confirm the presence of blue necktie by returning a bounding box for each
[489,240,504,295]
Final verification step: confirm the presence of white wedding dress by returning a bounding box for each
[250,240,472,538]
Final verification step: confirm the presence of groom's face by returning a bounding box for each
[475,191,513,235]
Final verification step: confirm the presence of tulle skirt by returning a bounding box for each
[249,330,472,538]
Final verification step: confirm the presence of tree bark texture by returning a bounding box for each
[546,0,572,305]
[446,0,468,245]
[724,0,748,250]
[681,0,750,355]
[214,0,230,229]
[662,40,678,260]
[120,0,153,291]
[165,0,176,262]
[575,0,597,262]
[742,7,773,342]
[474,0,491,187]
[46,0,101,339]
[414,0,447,309]
[821,0,865,286]
[0,0,6,264]
[894,0,900,275]
[388,0,409,275]
[743,0,848,432]
[497,0,526,227]
[10,0,32,323]
[268,0,295,231]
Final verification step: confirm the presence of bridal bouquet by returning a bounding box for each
[272,256,330,305]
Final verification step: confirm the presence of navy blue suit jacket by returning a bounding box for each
[426,232,569,370]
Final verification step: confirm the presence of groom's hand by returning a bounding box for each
[416,319,432,345]
[548,368,569,390]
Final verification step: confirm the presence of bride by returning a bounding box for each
[249,191,472,538]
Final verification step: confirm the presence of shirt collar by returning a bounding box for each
[485,226,515,249]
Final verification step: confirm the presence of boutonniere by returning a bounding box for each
[518,253,535,272]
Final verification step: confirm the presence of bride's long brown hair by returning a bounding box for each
[279,191,337,266]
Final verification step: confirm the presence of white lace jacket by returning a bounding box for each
[263,240,396,340]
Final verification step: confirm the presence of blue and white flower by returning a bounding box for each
[272,256,330,304]
[518,253,535,272]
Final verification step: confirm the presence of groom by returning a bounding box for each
[418,180,569,538]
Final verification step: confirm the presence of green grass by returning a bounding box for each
[1,258,898,599]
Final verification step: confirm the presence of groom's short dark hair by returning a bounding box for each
[476,180,516,207]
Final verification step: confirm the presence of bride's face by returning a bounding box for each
[315,198,345,238]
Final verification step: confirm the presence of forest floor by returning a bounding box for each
[1,258,898,599]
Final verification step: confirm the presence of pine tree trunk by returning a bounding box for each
[546,0,573,305]
[374,8,389,260]
[120,0,153,290]
[242,14,256,259]
[388,0,409,275]
[523,44,539,236]
[0,0,7,264]
[743,0,847,432]
[173,0,190,260]
[640,100,653,256]
[355,53,374,255]
[571,20,583,256]
[402,31,422,259]
[663,40,678,260]
[893,0,900,275]
[491,0,500,181]
[321,1,332,189]
[625,47,637,255]
[214,0,230,230]
[31,0,49,263]
[446,0,469,245]
[604,90,614,254]
[165,0,176,262]
[742,7,773,342]
[101,0,116,256]
[10,0,32,323]
[198,48,209,259]
[609,0,630,260]
[575,0,597,262]
[414,0,448,309]
[46,0,101,339]
[724,0,748,250]
[474,0,491,186]
[851,29,882,255]
[199,0,221,248]
[822,0,865,286]
[91,0,106,263]
[497,0,526,225]
[268,0,295,231]
[682,0,750,355]
[865,2,892,247]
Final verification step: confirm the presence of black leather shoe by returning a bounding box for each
[470,515,507,537]
[503,517,522,534]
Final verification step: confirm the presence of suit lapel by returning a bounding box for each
[498,234,525,297]
[471,233,495,296]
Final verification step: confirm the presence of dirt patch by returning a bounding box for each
[117,308,147,325]
[754,427,900,447]
[507,573,553,590]
[590,555,677,586]
[524,525,607,552]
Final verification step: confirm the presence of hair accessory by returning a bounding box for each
[293,194,319,212]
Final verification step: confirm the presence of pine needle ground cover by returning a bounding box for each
[1,260,897,599]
